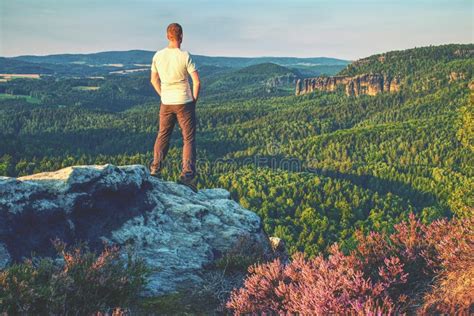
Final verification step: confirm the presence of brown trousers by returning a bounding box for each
[152,100,196,178]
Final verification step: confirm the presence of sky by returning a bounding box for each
[1,0,473,60]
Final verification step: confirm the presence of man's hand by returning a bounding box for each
[190,70,200,103]
[150,71,161,96]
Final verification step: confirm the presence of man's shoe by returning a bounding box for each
[150,171,162,179]
[177,175,198,193]
[149,160,161,178]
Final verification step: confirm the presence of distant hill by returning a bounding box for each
[9,50,153,66]
[192,55,348,72]
[0,58,56,74]
[295,43,474,97]
[0,57,125,77]
[235,62,301,76]
[339,43,474,77]
[10,50,348,68]
[201,62,302,100]
[2,50,349,77]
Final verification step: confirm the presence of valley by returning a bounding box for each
[0,43,472,256]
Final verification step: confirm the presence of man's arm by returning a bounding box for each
[190,70,200,102]
[150,71,161,96]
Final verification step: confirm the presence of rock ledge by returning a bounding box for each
[0,164,270,295]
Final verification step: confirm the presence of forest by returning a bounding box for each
[0,43,473,256]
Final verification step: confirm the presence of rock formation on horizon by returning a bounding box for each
[0,164,271,296]
[266,73,300,88]
[296,73,401,96]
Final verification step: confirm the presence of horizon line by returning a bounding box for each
[2,42,472,61]
[2,48,353,61]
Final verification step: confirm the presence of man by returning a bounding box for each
[149,23,201,192]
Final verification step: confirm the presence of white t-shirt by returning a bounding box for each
[150,47,197,105]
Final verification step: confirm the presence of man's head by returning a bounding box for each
[167,23,183,43]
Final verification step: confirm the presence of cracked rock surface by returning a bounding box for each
[0,164,270,295]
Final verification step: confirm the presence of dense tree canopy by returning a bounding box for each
[1,44,472,255]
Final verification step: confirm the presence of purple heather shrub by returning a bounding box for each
[227,214,473,314]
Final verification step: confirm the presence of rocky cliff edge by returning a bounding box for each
[0,164,271,296]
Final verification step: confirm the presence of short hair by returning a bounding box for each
[167,23,183,40]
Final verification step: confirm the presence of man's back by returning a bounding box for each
[150,23,200,192]
[151,47,197,105]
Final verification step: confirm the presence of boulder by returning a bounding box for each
[0,164,271,295]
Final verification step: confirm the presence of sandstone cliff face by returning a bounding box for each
[469,80,474,91]
[448,71,467,82]
[265,73,299,88]
[264,73,299,93]
[0,164,271,296]
[296,74,400,96]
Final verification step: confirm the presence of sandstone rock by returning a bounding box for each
[0,164,271,296]
[469,80,474,91]
[448,71,466,82]
[265,73,299,88]
[296,73,401,97]
[453,49,474,58]
[389,76,401,92]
